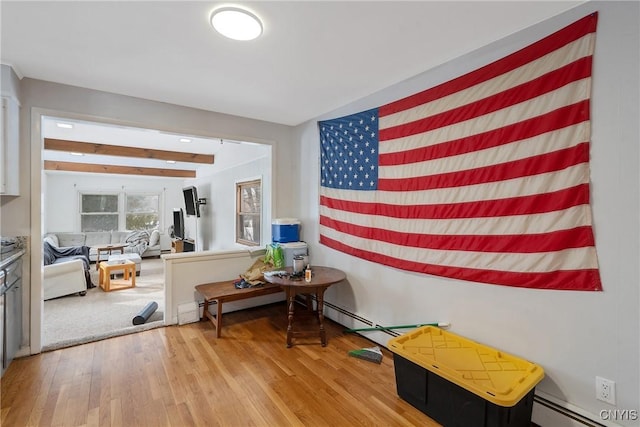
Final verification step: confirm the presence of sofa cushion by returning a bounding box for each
[85,232,112,247]
[111,231,130,244]
[56,233,86,247]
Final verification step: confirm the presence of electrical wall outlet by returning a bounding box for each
[596,376,616,405]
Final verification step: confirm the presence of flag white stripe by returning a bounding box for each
[320,204,592,236]
[319,14,601,290]
[320,163,590,205]
[380,78,590,153]
[320,225,600,272]
[380,34,595,129]
[379,122,588,179]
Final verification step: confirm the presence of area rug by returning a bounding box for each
[42,257,165,351]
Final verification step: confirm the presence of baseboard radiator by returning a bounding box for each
[533,394,608,427]
[322,300,611,427]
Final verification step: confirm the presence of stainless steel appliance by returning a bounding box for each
[1,257,22,375]
[0,268,5,375]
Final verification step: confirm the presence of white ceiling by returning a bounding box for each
[2,1,583,176]
[1,1,583,127]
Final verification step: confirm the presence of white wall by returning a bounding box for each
[188,154,272,251]
[163,248,284,325]
[44,172,185,250]
[294,2,639,426]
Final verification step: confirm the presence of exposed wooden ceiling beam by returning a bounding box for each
[44,161,196,178]
[44,138,214,164]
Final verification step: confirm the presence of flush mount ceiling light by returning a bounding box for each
[210,7,263,41]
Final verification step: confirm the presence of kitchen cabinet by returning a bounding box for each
[1,96,20,196]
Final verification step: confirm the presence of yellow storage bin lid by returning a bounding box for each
[388,326,544,407]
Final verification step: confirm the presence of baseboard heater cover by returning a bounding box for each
[533,394,610,427]
[177,301,199,325]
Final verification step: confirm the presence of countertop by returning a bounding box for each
[0,248,26,270]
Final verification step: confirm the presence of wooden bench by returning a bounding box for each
[195,280,283,338]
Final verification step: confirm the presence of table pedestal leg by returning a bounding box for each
[286,288,295,348]
[316,289,327,346]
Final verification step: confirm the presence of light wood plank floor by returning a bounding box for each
[1,302,440,426]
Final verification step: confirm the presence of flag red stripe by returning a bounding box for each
[320,235,602,291]
[320,215,596,253]
[319,14,601,291]
[379,100,590,166]
[379,13,597,117]
[379,58,592,141]
[320,183,590,219]
[379,143,589,191]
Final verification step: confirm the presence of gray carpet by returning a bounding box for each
[42,257,165,351]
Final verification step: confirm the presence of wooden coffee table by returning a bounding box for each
[94,244,126,270]
[99,260,136,292]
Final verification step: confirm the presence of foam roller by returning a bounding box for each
[132,301,158,325]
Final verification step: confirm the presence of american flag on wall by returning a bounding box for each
[318,13,602,291]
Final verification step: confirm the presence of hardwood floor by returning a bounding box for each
[1,303,440,426]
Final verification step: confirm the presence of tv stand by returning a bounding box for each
[172,239,195,253]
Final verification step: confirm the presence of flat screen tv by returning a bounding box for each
[173,208,185,240]
[183,186,200,217]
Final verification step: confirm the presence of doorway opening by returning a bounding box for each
[38,114,273,350]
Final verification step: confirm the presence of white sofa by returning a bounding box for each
[43,258,87,300]
[44,230,161,262]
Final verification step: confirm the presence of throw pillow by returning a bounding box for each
[149,229,160,246]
